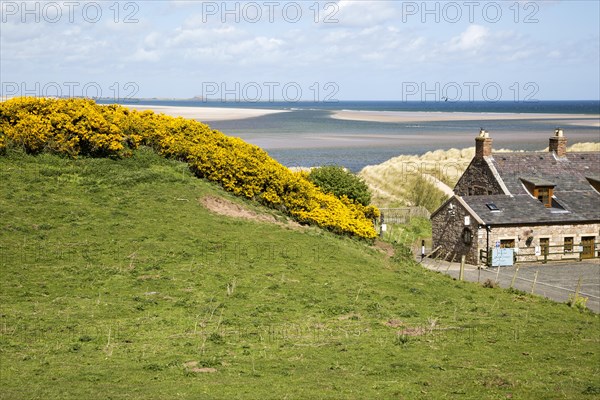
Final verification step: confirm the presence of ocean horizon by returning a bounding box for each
[99,99,600,171]
[100,99,600,113]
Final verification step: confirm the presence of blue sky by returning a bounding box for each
[1,0,599,100]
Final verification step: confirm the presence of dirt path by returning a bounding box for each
[374,240,395,259]
[421,174,454,197]
[200,196,302,229]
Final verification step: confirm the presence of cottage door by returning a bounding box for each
[581,237,596,259]
[500,239,515,248]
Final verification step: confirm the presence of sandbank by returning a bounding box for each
[330,110,600,127]
[126,105,289,121]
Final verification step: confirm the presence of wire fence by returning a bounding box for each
[420,251,600,313]
[374,220,599,312]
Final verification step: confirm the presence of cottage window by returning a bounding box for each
[521,178,555,208]
[500,239,515,248]
[540,238,550,256]
[462,227,473,245]
[534,187,553,208]
[564,237,574,253]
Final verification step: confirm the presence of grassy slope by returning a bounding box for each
[1,149,599,399]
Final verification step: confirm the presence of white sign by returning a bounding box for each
[381,224,387,232]
[495,241,500,248]
[492,248,514,267]
[464,216,470,225]
[534,246,541,256]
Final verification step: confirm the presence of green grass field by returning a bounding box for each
[1,149,599,399]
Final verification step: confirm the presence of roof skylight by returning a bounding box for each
[486,203,500,211]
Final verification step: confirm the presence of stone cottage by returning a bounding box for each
[431,129,600,265]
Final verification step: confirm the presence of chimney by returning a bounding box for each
[475,129,493,159]
[549,128,567,158]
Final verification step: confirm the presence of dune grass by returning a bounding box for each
[1,149,599,399]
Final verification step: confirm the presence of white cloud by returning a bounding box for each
[169,25,243,47]
[131,48,161,62]
[161,23,287,66]
[0,0,597,99]
[448,25,489,52]
[326,0,398,27]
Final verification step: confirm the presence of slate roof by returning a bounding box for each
[489,152,600,195]
[461,152,600,225]
[520,177,556,187]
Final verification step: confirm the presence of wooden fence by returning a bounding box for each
[378,207,431,224]
[479,242,600,266]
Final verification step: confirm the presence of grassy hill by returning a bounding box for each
[1,149,599,399]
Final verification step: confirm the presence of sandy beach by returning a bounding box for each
[112,104,599,158]
[330,110,600,127]
[126,105,289,121]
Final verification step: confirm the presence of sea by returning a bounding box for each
[99,100,600,172]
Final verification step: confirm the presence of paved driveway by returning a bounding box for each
[421,258,600,313]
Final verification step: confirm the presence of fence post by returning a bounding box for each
[510,266,520,289]
[574,276,582,299]
[445,252,455,272]
[495,262,501,284]
[459,255,465,281]
[433,251,444,270]
[531,271,539,294]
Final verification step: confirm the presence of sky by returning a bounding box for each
[1,0,599,101]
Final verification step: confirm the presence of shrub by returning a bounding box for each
[0,97,379,239]
[567,294,588,311]
[407,174,448,212]
[308,165,372,206]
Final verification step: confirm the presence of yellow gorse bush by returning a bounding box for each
[0,97,379,239]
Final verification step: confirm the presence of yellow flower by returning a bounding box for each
[0,97,378,239]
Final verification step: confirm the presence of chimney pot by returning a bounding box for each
[549,128,567,157]
[475,129,493,158]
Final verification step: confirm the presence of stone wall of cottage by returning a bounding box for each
[476,223,600,264]
[454,158,504,196]
[431,197,480,265]
[433,202,599,266]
